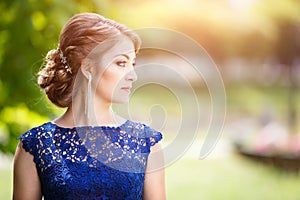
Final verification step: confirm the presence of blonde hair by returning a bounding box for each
[38,13,141,107]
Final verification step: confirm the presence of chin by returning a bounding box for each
[112,98,130,104]
[112,93,130,104]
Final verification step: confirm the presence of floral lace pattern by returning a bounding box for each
[19,120,162,200]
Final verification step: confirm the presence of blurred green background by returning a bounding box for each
[1,0,300,199]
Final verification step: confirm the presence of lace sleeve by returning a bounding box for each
[18,128,40,165]
[19,130,35,152]
[18,123,53,166]
[144,125,163,148]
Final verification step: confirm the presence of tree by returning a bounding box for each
[0,0,110,154]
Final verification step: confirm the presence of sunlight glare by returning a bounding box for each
[230,0,256,9]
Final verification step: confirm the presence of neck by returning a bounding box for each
[54,97,125,128]
[52,73,125,127]
[93,100,116,125]
[92,99,126,126]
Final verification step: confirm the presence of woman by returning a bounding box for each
[13,12,165,200]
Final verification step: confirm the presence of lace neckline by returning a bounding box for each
[49,120,129,130]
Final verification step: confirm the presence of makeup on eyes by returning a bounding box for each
[114,54,136,67]
[116,60,127,67]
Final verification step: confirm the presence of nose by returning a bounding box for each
[126,69,137,82]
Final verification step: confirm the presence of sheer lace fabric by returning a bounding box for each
[19,120,162,200]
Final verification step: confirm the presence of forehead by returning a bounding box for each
[86,35,136,70]
[90,35,135,59]
[108,36,135,58]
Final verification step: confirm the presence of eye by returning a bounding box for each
[116,61,127,67]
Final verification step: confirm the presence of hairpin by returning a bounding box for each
[58,48,72,74]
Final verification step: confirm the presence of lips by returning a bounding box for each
[121,86,131,92]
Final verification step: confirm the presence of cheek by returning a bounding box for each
[95,69,124,98]
[102,70,120,87]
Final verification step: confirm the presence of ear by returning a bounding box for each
[80,58,93,79]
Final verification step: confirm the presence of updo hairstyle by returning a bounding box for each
[38,13,141,107]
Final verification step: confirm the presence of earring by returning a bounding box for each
[85,72,92,120]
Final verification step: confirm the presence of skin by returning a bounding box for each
[144,143,166,200]
[13,36,166,200]
[13,143,42,200]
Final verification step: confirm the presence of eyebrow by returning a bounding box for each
[115,54,136,60]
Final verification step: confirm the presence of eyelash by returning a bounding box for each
[117,61,126,67]
[116,61,136,67]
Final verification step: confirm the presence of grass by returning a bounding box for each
[166,153,300,200]
[2,151,300,200]
[0,168,13,200]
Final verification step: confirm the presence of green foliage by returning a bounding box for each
[0,104,48,155]
[0,0,106,154]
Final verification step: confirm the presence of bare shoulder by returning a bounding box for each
[144,141,166,200]
[14,141,33,161]
[13,142,42,200]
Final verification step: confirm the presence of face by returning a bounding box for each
[91,36,137,104]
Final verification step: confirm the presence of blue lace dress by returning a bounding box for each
[19,120,162,200]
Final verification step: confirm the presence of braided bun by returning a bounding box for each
[38,49,73,107]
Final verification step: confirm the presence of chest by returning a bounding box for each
[35,132,147,199]
[39,159,145,199]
